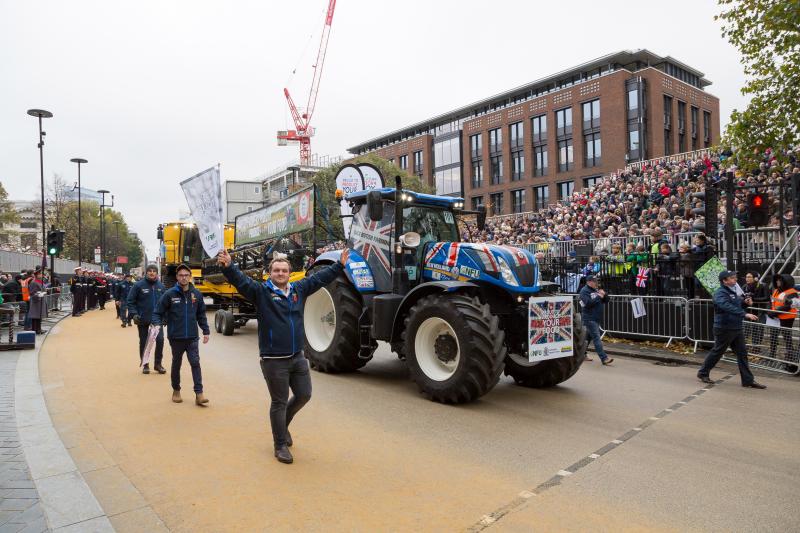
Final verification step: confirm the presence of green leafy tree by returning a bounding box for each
[0,182,19,226]
[309,154,435,243]
[716,0,800,169]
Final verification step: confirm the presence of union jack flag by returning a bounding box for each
[529,299,573,345]
[635,267,650,288]
[351,211,393,273]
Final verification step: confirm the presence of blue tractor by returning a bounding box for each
[304,179,588,403]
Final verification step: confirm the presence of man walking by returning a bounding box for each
[152,264,210,406]
[697,270,766,388]
[127,264,167,375]
[578,275,614,365]
[218,248,348,464]
[115,274,133,327]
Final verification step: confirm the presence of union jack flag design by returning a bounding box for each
[350,210,393,290]
[635,267,650,288]
[529,299,573,346]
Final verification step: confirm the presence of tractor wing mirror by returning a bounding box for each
[157,226,164,240]
[367,191,383,221]
[477,205,487,231]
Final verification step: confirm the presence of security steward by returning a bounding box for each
[127,264,167,374]
[697,270,766,389]
[115,274,133,327]
[152,264,210,406]
[578,274,614,365]
[218,248,348,465]
[70,267,84,316]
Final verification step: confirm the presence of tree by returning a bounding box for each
[309,154,435,243]
[0,182,19,226]
[716,0,800,169]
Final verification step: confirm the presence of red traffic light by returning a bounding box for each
[752,194,764,207]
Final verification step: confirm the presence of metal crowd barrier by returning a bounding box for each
[599,295,688,346]
[740,320,800,375]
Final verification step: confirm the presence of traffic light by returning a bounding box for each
[690,187,718,234]
[746,192,769,227]
[47,229,64,256]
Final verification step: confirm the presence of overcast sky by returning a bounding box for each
[0,0,746,258]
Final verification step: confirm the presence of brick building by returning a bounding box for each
[347,49,720,216]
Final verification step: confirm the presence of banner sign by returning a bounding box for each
[234,186,314,246]
[528,295,574,362]
[334,165,364,238]
[116,256,128,264]
[358,163,384,191]
[695,256,726,295]
[180,166,224,257]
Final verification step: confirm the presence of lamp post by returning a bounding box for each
[27,108,53,274]
[113,220,121,266]
[70,158,88,265]
[97,189,113,270]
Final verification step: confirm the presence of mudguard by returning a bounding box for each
[390,280,478,343]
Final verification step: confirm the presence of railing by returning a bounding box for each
[761,225,799,279]
[600,295,687,346]
[625,148,716,172]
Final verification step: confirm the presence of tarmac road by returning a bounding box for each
[38,308,799,532]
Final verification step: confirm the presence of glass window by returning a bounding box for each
[531,115,547,143]
[471,196,484,210]
[489,128,502,152]
[471,160,483,189]
[402,206,459,249]
[557,181,574,200]
[691,107,699,137]
[511,151,524,181]
[532,185,549,210]
[398,155,408,170]
[434,137,461,167]
[703,111,711,141]
[627,89,638,111]
[629,130,640,153]
[557,139,573,172]
[663,95,672,128]
[583,176,601,189]
[470,134,482,159]
[677,101,686,132]
[664,128,672,156]
[582,99,600,131]
[490,192,504,216]
[511,189,526,213]
[491,155,503,185]
[509,122,523,148]
[556,107,573,136]
[533,144,548,176]
[434,167,461,196]
[584,133,601,168]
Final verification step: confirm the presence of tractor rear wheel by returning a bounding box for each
[503,312,588,388]
[304,270,366,373]
[403,293,505,404]
[214,309,223,333]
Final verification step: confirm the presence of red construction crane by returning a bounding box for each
[277,0,337,166]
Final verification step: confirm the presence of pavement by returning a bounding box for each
[4,305,799,531]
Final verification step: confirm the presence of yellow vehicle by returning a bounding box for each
[156,221,235,294]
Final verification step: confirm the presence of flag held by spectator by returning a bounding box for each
[636,268,650,288]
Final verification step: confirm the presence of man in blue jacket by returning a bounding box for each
[115,274,134,327]
[152,264,211,406]
[127,264,167,375]
[697,270,766,388]
[218,248,348,464]
[578,275,614,365]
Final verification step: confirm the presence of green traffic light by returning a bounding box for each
[48,247,57,255]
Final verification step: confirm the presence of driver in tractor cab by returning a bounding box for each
[217,247,349,465]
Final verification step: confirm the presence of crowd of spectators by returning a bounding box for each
[463,149,799,255]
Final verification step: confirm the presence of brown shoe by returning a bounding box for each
[172,390,182,403]
[195,393,209,406]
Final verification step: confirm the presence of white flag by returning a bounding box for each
[180,166,224,257]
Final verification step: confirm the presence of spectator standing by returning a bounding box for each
[767,274,797,360]
[697,271,765,388]
[578,275,614,365]
[153,264,210,407]
[115,274,134,327]
[26,271,47,335]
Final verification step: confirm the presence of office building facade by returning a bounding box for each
[348,50,720,215]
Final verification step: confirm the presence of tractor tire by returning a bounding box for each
[403,293,506,404]
[503,312,589,388]
[220,309,235,336]
[214,309,223,333]
[304,270,366,373]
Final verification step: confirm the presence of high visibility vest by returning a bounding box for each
[771,288,798,320]
[21,278,30,302]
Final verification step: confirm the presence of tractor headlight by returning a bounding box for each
[496,257,519,287]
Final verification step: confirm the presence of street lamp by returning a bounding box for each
[97,189,113,269]
[70,158,88,265]
[113,220,121,261]
[27,108,53,274]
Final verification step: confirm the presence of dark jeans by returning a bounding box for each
[584,319,608,361]
[119,305,131,324]
[259,352,312,448]
[698,328,755,385]
[767,318,794,359]
[169,339,203,393]
[137,324,164,367]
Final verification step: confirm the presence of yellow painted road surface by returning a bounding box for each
[39,307,799,532]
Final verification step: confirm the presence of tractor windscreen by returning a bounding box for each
[181,227,206,265]
[402,206,460,261]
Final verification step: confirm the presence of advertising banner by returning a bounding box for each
[235,186,314,246]
[528,295,574,362]
[180,166,224,257]
[334,165,364,238]
[695,256,726,295]
[358,163,384,191]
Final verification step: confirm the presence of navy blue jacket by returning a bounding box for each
[115,281,133,304]
[579,284,609,323]
[126,278,166,324]
[222,262,344,357]
[152,285,210,340]
[713,284,747,330]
